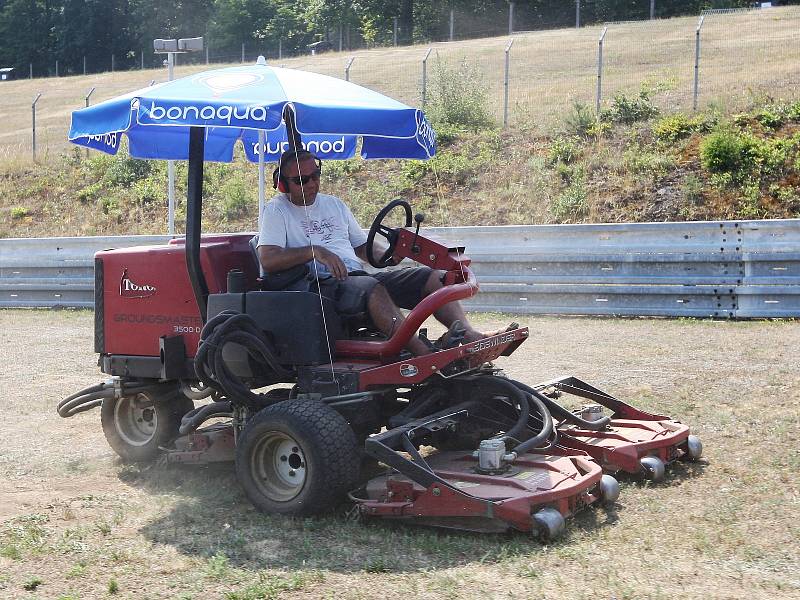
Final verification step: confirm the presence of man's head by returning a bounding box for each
[274,149,322,206]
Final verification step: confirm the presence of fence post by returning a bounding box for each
[29,63,32,79]
[278,38,282,60]
[393,17,398,46]
[693,16,705,111]
[31,93,42,162]
[576,0,581,28]
[421,47,433,107]
[55,60,59,77]
[83,56,86,75]
[205,42,209,64]
[650,0,656,19]
[141,50,144,69]
[509,2,514,35]
[241,42,245,63]
[449,9,454,41]
[596,27,607,115]
[503,39,513,128]
[84,87,95,158]
[111,54,115,72]
[345,56,355,82]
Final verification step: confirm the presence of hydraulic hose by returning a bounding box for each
[509,390,554,455]
[179,400,233,435]
[57,380,176,418]
[483,376,554,451]
[509,380,612,430]
[194,310,291,410]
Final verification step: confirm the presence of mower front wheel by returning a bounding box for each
[235,399,360,516]
[101,390,193,463]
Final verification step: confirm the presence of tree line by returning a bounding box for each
[0,0,784,76]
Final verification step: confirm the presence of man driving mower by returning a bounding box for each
[257,149,510,356]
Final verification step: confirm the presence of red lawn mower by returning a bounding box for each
[60,63,703,540]
[59,195,702,538]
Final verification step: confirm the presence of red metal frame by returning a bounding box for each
[356,447,602,533]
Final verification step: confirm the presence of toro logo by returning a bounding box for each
[119,269,156,299]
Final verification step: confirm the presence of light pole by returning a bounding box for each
[154,37,204,236]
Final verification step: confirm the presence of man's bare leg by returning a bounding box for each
[423,271,510,343]
[367,283,431,356]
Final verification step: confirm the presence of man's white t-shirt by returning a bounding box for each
[258,192,368,276]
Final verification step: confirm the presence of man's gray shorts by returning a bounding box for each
[315,267,434,316]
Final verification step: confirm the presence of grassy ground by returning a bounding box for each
[1,309,798,599]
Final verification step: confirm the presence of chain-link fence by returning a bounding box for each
[2,6,798,162]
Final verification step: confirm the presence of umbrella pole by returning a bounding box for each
[186,126,209,322]
[258,130,265,228]
[283,105,302,151]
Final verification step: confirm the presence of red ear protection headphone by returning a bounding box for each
[272,150,323,193]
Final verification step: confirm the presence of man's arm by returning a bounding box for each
[259,244,349,280]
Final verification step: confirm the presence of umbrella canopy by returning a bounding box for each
[68,61,436,161]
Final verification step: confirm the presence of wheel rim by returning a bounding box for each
[250,431,307,502]
[113,393,157,447]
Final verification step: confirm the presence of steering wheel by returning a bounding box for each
[366,199,413,268]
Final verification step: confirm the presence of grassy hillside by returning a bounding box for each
[2,92,799,238]
[0,7,798,237]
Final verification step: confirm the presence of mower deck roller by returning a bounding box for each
[531,376,703,482]
[354,447,616,538]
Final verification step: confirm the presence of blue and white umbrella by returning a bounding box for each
[68,60,436,161]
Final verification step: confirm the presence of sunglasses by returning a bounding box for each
[286,170,321,186]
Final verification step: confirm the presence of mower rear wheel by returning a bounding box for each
[235,399,360,516]
[101,390,193,463]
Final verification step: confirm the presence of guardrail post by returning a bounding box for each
[31,93,42,162]
[421,48,433,108]
[503,40,513,128]
[596,27,607,115]
[345,56,355,82]
[693,15,705,111]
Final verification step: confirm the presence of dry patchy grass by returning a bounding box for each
[0,309,799,599]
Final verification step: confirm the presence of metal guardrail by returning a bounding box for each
[1,220,799,317]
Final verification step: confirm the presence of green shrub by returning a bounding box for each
[682,174,704,205]
[564,101,598,137]
[103,156,154,187]
[550,179,588,221]
[220,175,250,220]
[549,136,582,165]
[700,130,749,174]
[10,206,29,219]
[602,89,659,125]
[653,113,711,143]
[77,182,104,203]
[753,107,783,129]
[132,179,163,205]
[428,59,495,130]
